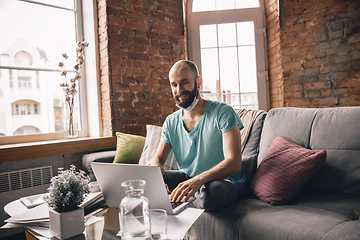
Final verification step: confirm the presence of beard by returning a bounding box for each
[173,84,198,109]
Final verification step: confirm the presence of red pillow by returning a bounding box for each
[252,136,326,205]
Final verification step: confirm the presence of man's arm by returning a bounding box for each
[170,125,242,202]
[150,141,172,173]
[150,141,172,194]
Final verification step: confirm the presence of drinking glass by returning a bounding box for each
[150,209,167,240]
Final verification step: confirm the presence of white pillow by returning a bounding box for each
[138,125,178,170]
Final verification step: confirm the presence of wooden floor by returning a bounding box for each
[0,232,27,240]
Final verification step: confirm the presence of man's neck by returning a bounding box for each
[181,97,207,132]
[183,97,207,119]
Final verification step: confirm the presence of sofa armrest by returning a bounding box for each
[82,150,116,181]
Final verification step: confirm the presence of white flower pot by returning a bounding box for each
[49,208,84,239]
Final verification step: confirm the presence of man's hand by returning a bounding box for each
[169,176,203,202]
[165,184,171,194]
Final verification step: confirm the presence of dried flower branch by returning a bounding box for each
[59,41,89,97]
[44,165,90,213]
[59,41,89,137]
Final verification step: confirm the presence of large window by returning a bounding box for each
[188,0,269,110]
[0,0,100,144]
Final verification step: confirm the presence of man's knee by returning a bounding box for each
[193,180,238,211]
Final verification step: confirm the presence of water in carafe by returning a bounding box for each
[119,179,151,240]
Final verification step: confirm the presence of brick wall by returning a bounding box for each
[270,0,360,108]
[98,0,186,136]
[98,0,360,137]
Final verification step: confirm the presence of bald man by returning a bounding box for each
[151,60,248,211]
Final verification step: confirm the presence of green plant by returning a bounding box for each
[44,165,90,213]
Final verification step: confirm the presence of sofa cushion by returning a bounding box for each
[258,107,319,166]
[252,136,326,205]
[239,205,351,240]
[193,198,271,240]
[138,125,178,170]
[289,190,360,220]
[308,107,360,196]
[322,220,360,240]
[113,132,146,164]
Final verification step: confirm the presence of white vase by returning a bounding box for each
[49,208,84,239]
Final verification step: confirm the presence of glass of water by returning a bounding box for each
[150,209,167,240]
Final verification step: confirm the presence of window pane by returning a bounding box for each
[200,48,219,99]
[216,0,235,11]
[200,25,218,48]
[219,47,239,92]
[30,0,75,10]
[0,1,79,137]
[218,23,237,47]
[237,21,255,46]
[235,0,260,9]
[1,70,71,136]
[0,1,77,68]
[219,47,239,106]
[193,0,216,12]
[238,46,258,93]
[193,0,259,12]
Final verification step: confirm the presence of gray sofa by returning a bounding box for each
[194,107,360,240]
[82,107,360,240]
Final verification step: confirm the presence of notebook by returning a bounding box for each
[91,162,193,215]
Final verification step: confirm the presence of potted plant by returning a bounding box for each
[44,165,90,239]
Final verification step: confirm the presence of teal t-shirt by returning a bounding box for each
[161,100,246,192]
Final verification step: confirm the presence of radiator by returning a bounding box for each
[0,166,53,193]
[0,166,53,238]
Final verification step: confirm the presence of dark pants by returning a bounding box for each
[163,170,240,211]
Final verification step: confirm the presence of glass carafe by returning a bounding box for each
[119,179,151,240]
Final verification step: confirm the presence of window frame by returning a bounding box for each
[187,0,269,110]
[0,0,101,145]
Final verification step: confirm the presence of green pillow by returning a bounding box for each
[113,132,146,164]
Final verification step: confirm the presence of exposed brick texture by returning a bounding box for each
[97,0,186,136]
[98,0,360,137]
[267,0,360,108]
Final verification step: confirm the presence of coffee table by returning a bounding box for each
[3,199,199,240]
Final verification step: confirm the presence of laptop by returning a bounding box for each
[91,162,193,215]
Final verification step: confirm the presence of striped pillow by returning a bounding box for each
[138,125,178,170]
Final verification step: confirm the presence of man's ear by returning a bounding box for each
[197,76,202,88]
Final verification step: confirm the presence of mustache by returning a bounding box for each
[175,91,191,98]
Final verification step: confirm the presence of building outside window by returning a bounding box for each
[36,71,40,88]
[34,103,39,114]
[187,0,269,110]
[9,70,13,88]
[0,0,100,144]
[15,103,31,116]
[18,76,32,89]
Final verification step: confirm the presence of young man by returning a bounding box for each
[151,60,247,211]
